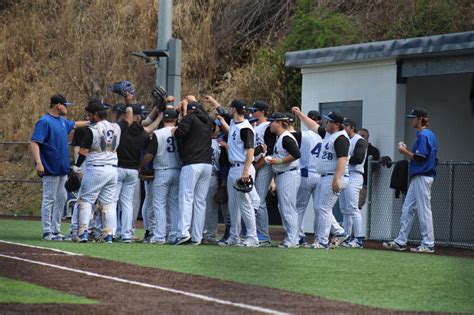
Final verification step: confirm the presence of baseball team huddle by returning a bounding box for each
[31,80,438,252]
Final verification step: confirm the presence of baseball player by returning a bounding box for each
[216,99,259,247]
[339,118,368,248]
[31,94,89,241]
[72,99,121,243]
[203,122,223,244]
[112,104,152,242]
[293,107,350,249]
[265,112,301,248]
[248,101,274,246]
[173,99,213,245]
[384,108,438,253]
[140,109,181,244]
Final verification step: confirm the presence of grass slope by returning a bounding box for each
[0,219,473,313]
[0,276,95,304]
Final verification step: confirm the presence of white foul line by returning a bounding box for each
[0,240,83,256]
[0,253,289,315]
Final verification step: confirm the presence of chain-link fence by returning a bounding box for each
[366,157,473,248]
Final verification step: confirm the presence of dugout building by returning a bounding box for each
[285,31,474,247]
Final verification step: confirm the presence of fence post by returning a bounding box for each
[366,155,373,239]
[447,163,455,246]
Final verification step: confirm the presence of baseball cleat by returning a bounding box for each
[148,236,166,244]
[190,241,201,246]
[298,236,308,246]
[78,231,89,243]
[259,240,272,247]
[201,238,218,245]
[237,241,260,248]
[105,235,113,244]
[63,233,78,242]
[278,242,300,249]
[333,234,349,247]
[120,238,133,243]
[310,242,329,249]
[410,245,435,253]
[217,239,239,247]
[173,236,191,245]
[382,241,406,251]
[341,239,363,248]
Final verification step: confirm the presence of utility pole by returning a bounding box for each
[156,0,172,89]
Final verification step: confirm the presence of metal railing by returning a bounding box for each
[366,157,473,248]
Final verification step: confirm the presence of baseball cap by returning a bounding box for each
[187,101,200,111]
[50,94,73,107]
[113,103,127,114]
[406,108,428,118]
[267,112,289,122]
[85,100,111,113]
[229,99,247,111]
[163,109,178,120]
[285,113,295,123]
[249,101,270,112]
[132,104,145,115]
[307,110,321,121]
[343,118,356,129]
[323,111,344,124]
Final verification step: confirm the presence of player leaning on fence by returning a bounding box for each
[384,108,438,253]
[30,94,89,241]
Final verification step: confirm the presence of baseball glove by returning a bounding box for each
[213,185,228,204]
[233,176,253,193]
[379,156,393,168]
[138,169,154,181]
[65,171,81,192]
[151,85,167,112]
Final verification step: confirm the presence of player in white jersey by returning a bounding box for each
[248,101,273,246]
[292,108,350,249]
[340,118,367,248]
[216,99,259,247]
[265,113,301,248]
[141,109,181,244]
[72,100,121,243]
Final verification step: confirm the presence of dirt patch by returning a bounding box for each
[0,242,428,314]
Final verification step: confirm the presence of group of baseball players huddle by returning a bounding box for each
[31,80,438,252]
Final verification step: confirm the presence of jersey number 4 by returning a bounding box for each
[311,143,321,157]
[166,137,176,153]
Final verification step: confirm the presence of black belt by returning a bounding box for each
[230,163,242,168]
[350,171,364,175]
[92,165,117,167]
[321,173,349,178]
[211,172,219,176]
[275,167,298,177]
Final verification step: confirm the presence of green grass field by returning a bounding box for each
[0,276,95,304]
[0,219,473,313]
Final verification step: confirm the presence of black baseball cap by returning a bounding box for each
[268,112,289,122]
[85,100,111,113]
[50,94,72,107]
[406,108,428,118]
[113,103,127,114]
[323,111,344,124]
[187,101,200,111]
[230,99,247,111]
[343,118,356,129]
[163,109,178,120]
[248,116,258,124]
[308,110,321,121]
[249,101,270,112]
[285,112,295,123]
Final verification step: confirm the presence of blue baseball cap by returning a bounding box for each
[267,112,289,122]
[323,111,344,124]
[406,108,428,118]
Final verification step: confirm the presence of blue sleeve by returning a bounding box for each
[414,133,429,157]
[31,119,48,143]
[67,119,75,134]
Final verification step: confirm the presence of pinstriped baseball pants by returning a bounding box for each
[114,167,139,239]
[152,168,180,242]
[142,179,156,232]
[339,172,364,238]
[275,169,301,246]
[254,164,273,240]
[41,175,67,235]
